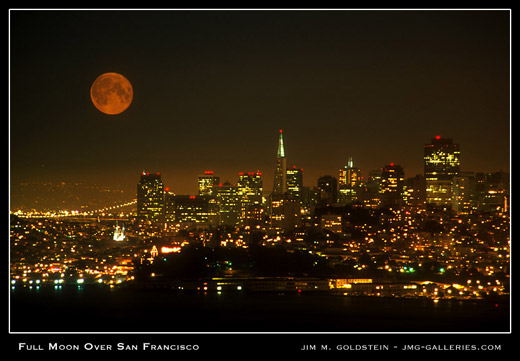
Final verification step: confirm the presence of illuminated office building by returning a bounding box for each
[270,194,300,233]
[338,156,361,205]
[339,156,361,187]
[363,169,382,208]
[424,136,460,206]
[216,181,241,226]
[380,163,404,207]
[403,174,426,208]
[237,172,264,226]
[475,171,510,213]
[198,171,220,196]
[452,172,475,214]
[166,194,217,227]
[286,166,303,202]
[238,172,263,205]
[137,172,165,223]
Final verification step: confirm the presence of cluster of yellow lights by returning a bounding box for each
[11,200,137,218]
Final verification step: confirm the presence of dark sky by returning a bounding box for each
[9,10,510,198]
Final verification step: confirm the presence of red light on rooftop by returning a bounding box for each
[390,163,394,167]
[204,170,214,175]
[279,129,283,133]
[165,187,170,192]
[189,195,196,199]
[435,135,441,140]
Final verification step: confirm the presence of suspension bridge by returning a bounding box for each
[11,199,137,221]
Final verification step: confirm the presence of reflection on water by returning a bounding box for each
[10,285,509,333]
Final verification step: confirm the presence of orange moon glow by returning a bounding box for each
[90,72,133,115]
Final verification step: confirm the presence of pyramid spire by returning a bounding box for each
[277,129,285,158]
[273,129,287,194]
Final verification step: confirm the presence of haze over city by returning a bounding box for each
[10,10,510,205]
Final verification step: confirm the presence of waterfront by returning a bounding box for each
[10,286,509,333]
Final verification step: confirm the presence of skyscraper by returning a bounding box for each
[339,156,361,187]
[216,181,241,226]
[198,170,220,196]
[137,172,165,223]
[237,172,264,226]
[452,172,476,213]
[317,175,338,206]
[166,194,217,227]
[272,129,287,195]
[270,130,300,232]
[237,172,263,205]
[380,163,405,207]
[286,166,303,202]
[338,156,361,205]
[424,136,461,206]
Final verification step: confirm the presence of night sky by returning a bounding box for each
[9,10,510,200]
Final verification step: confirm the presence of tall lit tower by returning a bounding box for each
[269,130,300,232]
[137,171,165,223]
[338,156,361,205]
[424,136,461,205]
[272,129,287,195]
[380,163,405,207]
[287,166,303,201]
[198,170,220,196]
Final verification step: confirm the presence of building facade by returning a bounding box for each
[137,172,165,223]
[380,163,405,207]
[338,156,361,205]
[424,136,460,206]
[198,171,220,196]
[317,175,338,206]
[286,166,303,202]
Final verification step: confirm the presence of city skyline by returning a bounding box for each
[9,10,510,198]
[9,9,511,352]
[9,129,509,212]
[10,129,509,211]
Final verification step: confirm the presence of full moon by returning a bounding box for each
[90,72,133,115]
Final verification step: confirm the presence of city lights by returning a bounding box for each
[10,132,510,305]
[8,9,511,344]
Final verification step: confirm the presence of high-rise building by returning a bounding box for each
[166,194,217,227]
[380,163,405,207]
[338,156,361,205]
[452,172,476,213]
[137,172,165,223]
[317,175,338,206]
[237,172,263,205]
[475,171,510,213]
[216,181,241,226]
[286,166,303,202]
[339,156,361,187]
[269,130,301,232]
[272,129,287,195]
[362,169,382,208]
[424,136,460,206]
[403,174,426,208]
[198,171,220,196]
[237,171,264,226]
